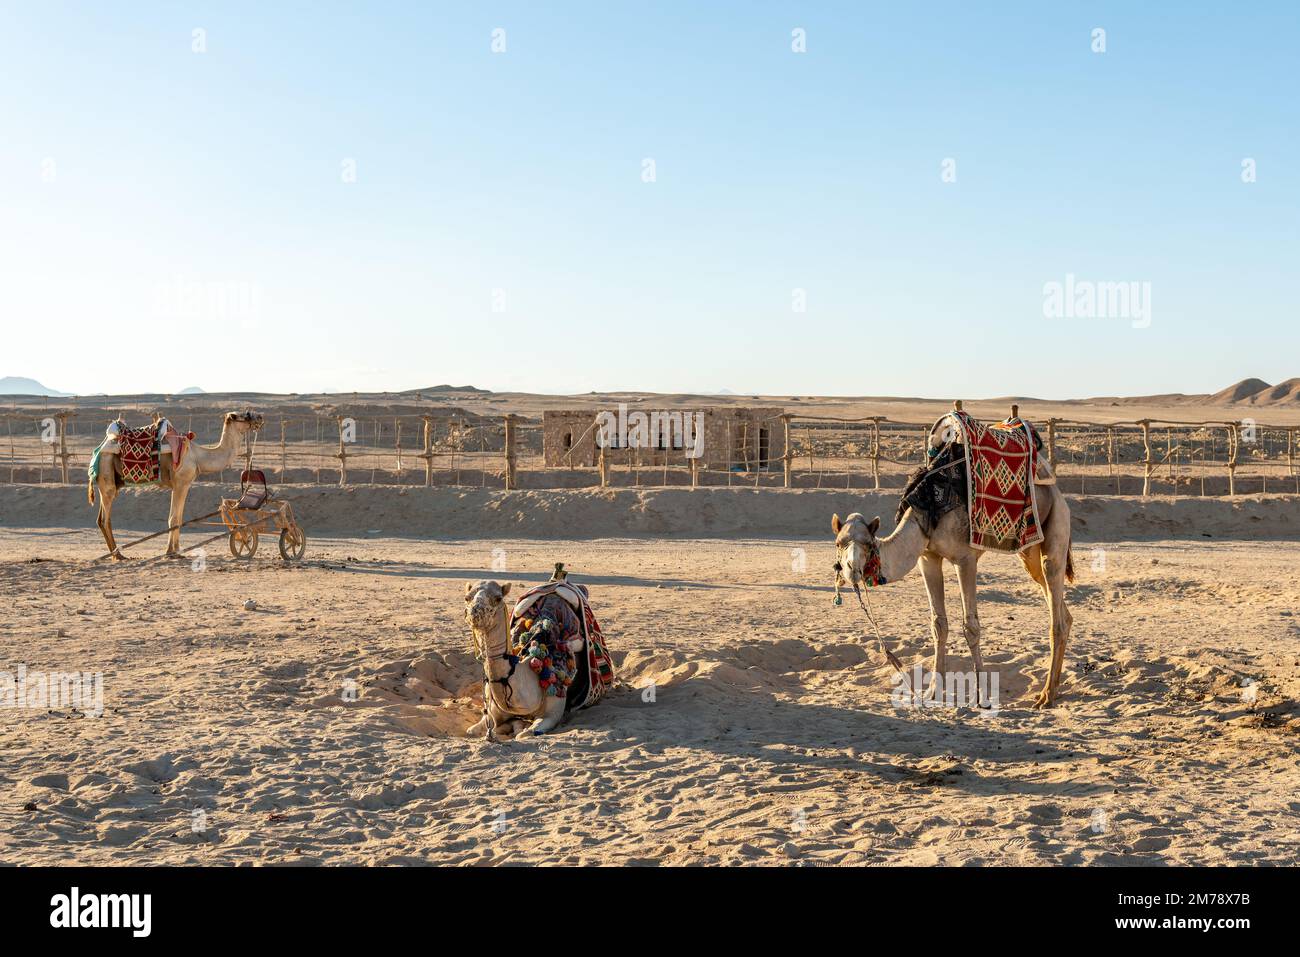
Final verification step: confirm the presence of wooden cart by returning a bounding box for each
[220,469,307,561]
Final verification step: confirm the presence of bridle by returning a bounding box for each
[833,531,905,677]
[467,594,520,708]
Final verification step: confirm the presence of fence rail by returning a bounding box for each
[3,407,1297,497]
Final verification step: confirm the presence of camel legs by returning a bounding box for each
[470,699,526,741]
[95,475,123,560]
[919,551,948,701]
[165,476,192,557]
[1019,530,1074,709]
[1034,551,1073,708]
[954,554,987,707]
[521,696,566,737]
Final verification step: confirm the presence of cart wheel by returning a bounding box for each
[279,525,307,561]
[229,528,259,559]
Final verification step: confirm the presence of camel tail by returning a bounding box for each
[1065,540,1075,584]
[87,479,96,507]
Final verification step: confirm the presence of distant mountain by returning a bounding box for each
[0,376,70,396]
[408,384,489,394]
[1209,378,1271,404]
[1207,377,1300,407]
[177,386,206,395]
[1254,378,1300,405]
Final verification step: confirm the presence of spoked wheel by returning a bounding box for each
[279,525,307,561]
[229,527,259,559]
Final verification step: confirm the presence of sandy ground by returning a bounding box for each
[2,514,1298,865]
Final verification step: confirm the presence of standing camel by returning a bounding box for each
[831,429,1075,709]
[89,411,264,559]
[463,580,566,740]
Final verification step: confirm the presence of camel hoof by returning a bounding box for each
[1032,690,1056,710]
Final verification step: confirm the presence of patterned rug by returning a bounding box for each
[949,410,1044,553]
[117,424,163,485]
[510,580,616,712]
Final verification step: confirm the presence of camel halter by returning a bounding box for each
[468,597,519,708]
[834,539,906,678]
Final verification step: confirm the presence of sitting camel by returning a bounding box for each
[463,580,567,740]
[832,412,1075,709]
[89,410,264,559]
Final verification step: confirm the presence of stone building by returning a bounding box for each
[542,406,786,470]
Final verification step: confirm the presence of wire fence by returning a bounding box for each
[3,407,1298,497]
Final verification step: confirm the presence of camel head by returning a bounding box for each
[831,512,881,589]
[464,579,512,633]
[224,410,265,434]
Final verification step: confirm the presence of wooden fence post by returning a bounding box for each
[1106,427,1116,494]
[1226,423,1238,496]
[280,418,288,480]
[870,418,882,489]
[421,415,434,487]
[336,416,349,486]
[1140,420,1153,496]
[1289,428,1297,493]
[1046,417,1058,472]
[599,444,611,488]
[781,414,793,488]
[55,411,71,484]
[503,415,518,491]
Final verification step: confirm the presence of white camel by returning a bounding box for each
[89,411,264,559]
[832,416,1075,709]
[463,580,567,740]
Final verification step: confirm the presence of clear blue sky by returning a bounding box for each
[2,2,1296,398]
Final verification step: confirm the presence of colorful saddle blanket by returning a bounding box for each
[117,425,163,484]
[88,419,193,485]
[509,580,616,712]
[940,411,1044,554]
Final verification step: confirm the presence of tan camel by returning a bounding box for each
[463,580,568,740]
[832,425,1075,709]
[88,411,264,559]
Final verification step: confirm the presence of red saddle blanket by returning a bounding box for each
[118,425,162,485]
[950,411,1044,553]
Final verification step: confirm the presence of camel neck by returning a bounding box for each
[188,424,244,474]
[478,609,512,679]
[878,512,928,583]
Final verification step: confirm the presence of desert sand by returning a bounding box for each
[2,485,1297,866]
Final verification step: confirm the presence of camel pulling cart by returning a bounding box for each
[94,467,307,562]
[220,469,307,560]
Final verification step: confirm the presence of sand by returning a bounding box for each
[1,486,1298,866]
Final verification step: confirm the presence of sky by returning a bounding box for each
[1,1,1296,399]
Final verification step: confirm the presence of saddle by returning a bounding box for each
[88,418,195,485]
[509,580,616,713]
[117,424,162,484]
[906,411,1046,554]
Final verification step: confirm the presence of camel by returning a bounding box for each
[88,410,264,559]
[832,413,1075,709]
[463,580,567,740]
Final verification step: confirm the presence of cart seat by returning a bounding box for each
[235,469,270,510]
